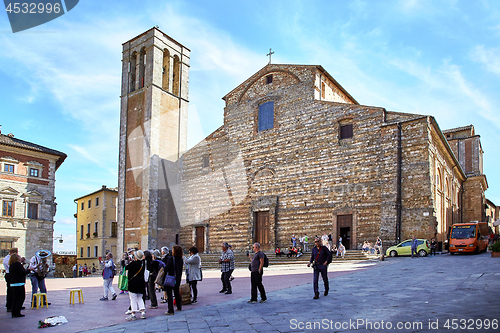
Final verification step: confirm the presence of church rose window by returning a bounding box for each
[258,101,274,132]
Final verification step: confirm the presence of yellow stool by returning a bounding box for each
[69,289,84,305]
[31,293,48,309]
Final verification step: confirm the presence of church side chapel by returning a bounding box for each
[118,27,488,254]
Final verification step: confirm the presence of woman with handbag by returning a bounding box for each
[163,245,183,315]
[125,250,146,320]
[185,247,202,304]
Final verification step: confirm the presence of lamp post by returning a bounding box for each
[54,234,64,244]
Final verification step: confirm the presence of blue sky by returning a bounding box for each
[1,0,500,252]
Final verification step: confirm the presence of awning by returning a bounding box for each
[493,219,500,227]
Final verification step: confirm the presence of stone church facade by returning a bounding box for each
[118,28,488,254]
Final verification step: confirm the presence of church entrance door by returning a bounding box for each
[195,226,205,252]
[254,211,270,251]
[337,214,352,250]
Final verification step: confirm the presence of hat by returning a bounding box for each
[135,250,144,260]
[35,250,51,258]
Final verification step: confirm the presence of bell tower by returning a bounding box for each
[117,27,190,254]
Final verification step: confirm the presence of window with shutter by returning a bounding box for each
[258,101,274,132]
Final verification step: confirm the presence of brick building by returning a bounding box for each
[118,28,490,254]
[0,129,66,263]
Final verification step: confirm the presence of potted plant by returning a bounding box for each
[86,232,90,239]
[488,241,500,257]
[93,232,98,237]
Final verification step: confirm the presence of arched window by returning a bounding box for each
[172,55,180,96]
[139,47,146,89]
[129,51,137,93]
[162,49,170,91]
[436,168,442,191]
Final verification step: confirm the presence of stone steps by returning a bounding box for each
[198,250,378,269]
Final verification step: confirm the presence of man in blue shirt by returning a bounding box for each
[308,237,332,299]
[411,236,419,258]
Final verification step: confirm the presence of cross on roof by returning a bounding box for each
[266,48,274,64]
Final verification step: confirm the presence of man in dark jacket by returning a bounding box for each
[248,243,266,303]
[307,237,332,299]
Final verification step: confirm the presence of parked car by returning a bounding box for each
[386,239,430,257]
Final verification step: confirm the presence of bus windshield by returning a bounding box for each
[451,225,476,239]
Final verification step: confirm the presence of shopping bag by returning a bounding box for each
[118,268,128,291]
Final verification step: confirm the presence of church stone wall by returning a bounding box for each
[178,63,471,252]
[179,63,458,252]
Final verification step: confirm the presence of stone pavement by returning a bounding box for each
[2,253,500,332]
[0,260,375,332]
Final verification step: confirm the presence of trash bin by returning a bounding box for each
[437,241,443,252]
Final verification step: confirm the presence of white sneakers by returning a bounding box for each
[125,310,146,319]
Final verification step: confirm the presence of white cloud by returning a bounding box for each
[471,45,500,76]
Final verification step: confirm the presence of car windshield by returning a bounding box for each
[451,225,476,239]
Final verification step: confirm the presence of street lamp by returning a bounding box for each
[54,234,63,244]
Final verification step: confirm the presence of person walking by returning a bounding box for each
[3,248,18,313]
[308,237,332,299]
[72,263,77,278]
[164,245,183,315]
[218,242,234,295]
[248,243,267,304]
[411,235,419,258]
[99,252,117,301]
[185,247,202,304]
[125,250,146,320]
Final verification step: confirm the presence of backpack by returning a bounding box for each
[263,253,269,267]
[112,262,117,276]
[326,247,333,265]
